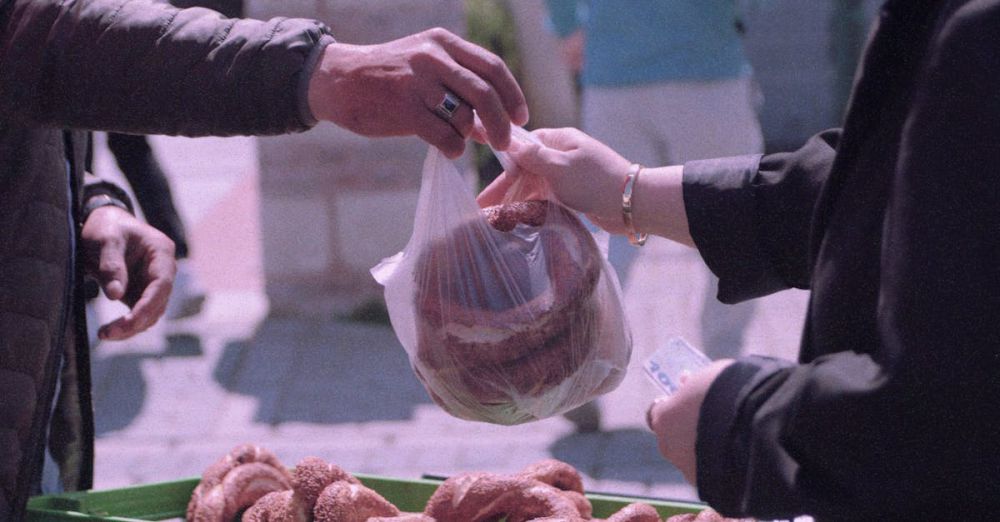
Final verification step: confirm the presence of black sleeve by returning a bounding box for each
[683,130,839,304]
[0,0,334,136]
[695,5,1000,520]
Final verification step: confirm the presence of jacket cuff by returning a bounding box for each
[296,34,336,127]
[696,356,793,515]
[82,180,134,216]
[683,155,786,304]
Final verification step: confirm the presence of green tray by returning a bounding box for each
[28,473,706,521]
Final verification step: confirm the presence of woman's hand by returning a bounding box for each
[80,206,176,340]
[478,127,631,230]
[478,127,693,246]
[646,359,735,486]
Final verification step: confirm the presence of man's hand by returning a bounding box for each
[307,28,529,159]
[646,359,735,486]
[81,206,176,341]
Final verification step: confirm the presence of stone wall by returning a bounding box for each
[246,0,472,317]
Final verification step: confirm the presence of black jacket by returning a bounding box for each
[0,1,332,519]
[682,1,1000,520]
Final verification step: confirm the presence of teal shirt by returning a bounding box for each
[545,0,751,87]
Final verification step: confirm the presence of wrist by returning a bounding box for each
[631,165,692,247]
[307,41,357,125]
[82,194,131,225]
[299,35,337,126]
[621,164,648,246]
[81,180,134,226]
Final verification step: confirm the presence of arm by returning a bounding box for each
[658,6,1000,519]
[490,127,836,302]
[684,130,838,303]
[0,0,331,136]
[0,1,527,155]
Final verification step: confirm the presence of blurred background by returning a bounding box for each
[86,0,883,505]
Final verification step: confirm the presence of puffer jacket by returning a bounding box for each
[0,1,333,519]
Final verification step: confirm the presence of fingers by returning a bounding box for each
[477,173,516,208]
[646,393,699,486]
[476,167,551,209]
[645,396,684,473]
[530,127,590,151]
[646,396,671,431]
[99,280,172,341]
[505,138,567,172]
[98,300,156,341]
[309,28,527,154]
[477,137,562,208]
[416,110,466,159]
[433,61,512,150]
[82,208,177,341]
[99,245,175,341]
[431,29,529,126]
[422,28,528,150]
[468,112,500,146]
[469,119,489,145]
[444,93,476,139]
[95,233,129,301]
[425,88,476,142]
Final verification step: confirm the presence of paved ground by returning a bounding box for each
[87,132,811,505]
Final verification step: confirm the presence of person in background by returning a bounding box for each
[482,1,1000,519]
[0,1,527,519]
[543,0,764,432]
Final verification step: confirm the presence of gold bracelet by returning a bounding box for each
[621,163,648,246]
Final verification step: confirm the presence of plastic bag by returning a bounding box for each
[372,129,632,425]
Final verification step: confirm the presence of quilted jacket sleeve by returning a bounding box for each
[0,0,334,136]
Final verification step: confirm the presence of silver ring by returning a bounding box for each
[434,91,461,121]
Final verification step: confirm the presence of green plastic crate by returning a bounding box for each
[27,473,706,521]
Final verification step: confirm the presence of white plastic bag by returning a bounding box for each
[372,131,632,425]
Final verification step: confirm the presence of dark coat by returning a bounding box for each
[682,1,1000,520]
[0,1,332,519]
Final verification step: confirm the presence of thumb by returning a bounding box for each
[97,237,129,301]
[477,172,515,208]
[646,395,674,432]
